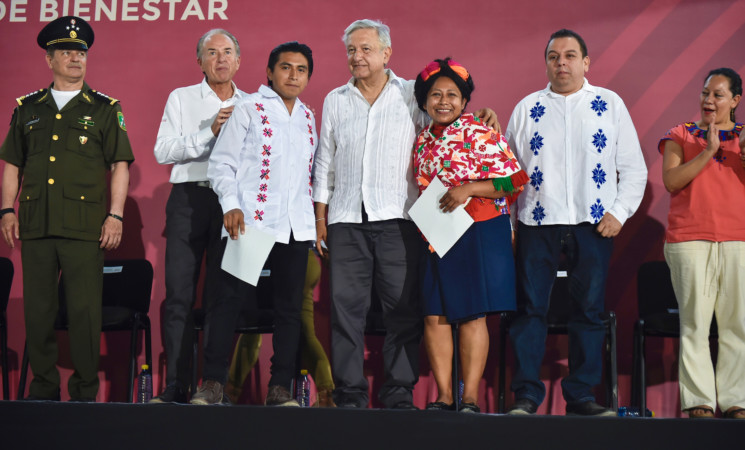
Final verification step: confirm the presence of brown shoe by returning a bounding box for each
[313,388,337,408]
[190,380,224,405]
[265,385,299,407]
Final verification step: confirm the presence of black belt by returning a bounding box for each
[184,181,211,188]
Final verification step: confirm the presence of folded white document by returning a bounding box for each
[408,176,473,258]
[221,226,276,286]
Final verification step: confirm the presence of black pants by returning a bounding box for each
[162,182,223,387]
[202,235,309,388]
[328,216,423,408]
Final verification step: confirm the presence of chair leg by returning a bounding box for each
[128,321,138,403]
[631,323,641,408]
[607,312,618,411]
[639,331,647,417]
[451,323,459,411]
[145,322,153,369]
[18,341,29,399]
[498,313,508,413]
[192,329,199,398]
[1,318,8,400]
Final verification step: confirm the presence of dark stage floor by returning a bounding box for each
[1,400,741,450]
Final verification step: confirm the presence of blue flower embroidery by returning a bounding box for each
[529,102,546,123]
[532,202,546,225]
[592,163,606,189]
[592,129,607,153]
[530,166,543,191]
[590,199,604,223]
[591,96,607,117]
[530,132,544,155]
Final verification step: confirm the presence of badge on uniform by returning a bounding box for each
[25,116,40,127]
[78,116,95,127]
[79,136,88,144]
[117,112,127,131]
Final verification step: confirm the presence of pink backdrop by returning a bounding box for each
[1,0,744,416]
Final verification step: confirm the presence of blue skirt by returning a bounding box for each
[421,214,516,323]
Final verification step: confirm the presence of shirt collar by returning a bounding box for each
[540,78,595,99]
[344,68,402,91]
[42,81,92,106]
[200,78,241,101]
[258,84,306,112]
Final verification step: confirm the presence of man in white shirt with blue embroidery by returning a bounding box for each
[152,29,244,403]
[505,29,647,416]
[203,41,317,406]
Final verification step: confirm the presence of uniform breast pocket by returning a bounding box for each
[581,120,615,158]
[66,124,102,159]
[22,117,49,156]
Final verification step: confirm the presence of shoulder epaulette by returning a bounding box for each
[91,89,120,106]
[15,89,47,106]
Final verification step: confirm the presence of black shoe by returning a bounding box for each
[566,401,615,417]
[426,401,454,411]
[507,398,538,415]
[69,397,96,403]
[23,393,61,402]
[458,402,480,413]
[149,382,187,403]
[390,400,418,410]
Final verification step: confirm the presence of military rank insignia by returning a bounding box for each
[78,116,95,127]
[117,112,127,131]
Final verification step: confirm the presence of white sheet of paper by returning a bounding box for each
[220,226,276,286]
[408,176,474,258]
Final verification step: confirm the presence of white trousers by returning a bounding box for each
[664,240,745,412]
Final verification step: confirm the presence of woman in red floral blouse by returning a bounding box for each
[413,58,528,413]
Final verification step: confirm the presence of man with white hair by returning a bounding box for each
[313,19,497,409]
[152,28,243,403]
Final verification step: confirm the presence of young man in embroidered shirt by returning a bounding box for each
[151,29,244,404]
[204,41,316,406]
[504,29,647,416]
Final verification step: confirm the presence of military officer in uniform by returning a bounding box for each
[0,16,134,401]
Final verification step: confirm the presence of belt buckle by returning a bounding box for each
[195,180,211,189]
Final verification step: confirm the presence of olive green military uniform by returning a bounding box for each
[0,83,134,400]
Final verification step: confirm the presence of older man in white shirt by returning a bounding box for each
[202,41,317,406]
[313,19,497,410]
[504,29,647,416]
[152,29,243,404]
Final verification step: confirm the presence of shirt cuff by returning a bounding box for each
[607,206,629,226]
[220,196,241,215]
[312,187,332,204]
[197,126,216,148]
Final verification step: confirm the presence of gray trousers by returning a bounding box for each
[162,182,224,387]
[328,216,423,408]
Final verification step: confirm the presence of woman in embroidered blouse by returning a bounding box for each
[413,58,528,413]
[660,67,745,419]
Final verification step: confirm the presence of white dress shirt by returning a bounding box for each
[505,79,647,226]
[208,85,317,244]
[154,79,244,183]
[312,69,430,224]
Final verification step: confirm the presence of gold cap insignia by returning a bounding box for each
[70,30,77,39]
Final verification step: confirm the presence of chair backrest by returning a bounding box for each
[0,257,13,312]
[101,259,154,314]
[636,261,677,319]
